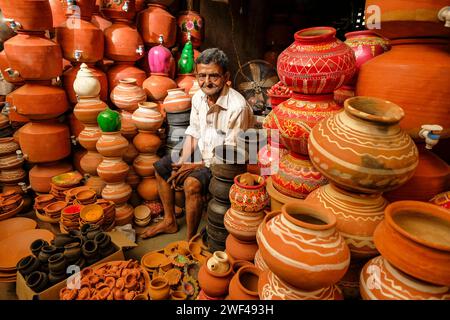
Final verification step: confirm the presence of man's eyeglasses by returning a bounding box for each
[196,73,223,82]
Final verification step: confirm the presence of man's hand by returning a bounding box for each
[171,161,183,173]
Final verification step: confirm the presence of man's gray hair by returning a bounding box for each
[195,48,229,73]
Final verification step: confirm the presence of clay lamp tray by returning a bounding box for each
[0,199,24,221]
[0,229,54,269]
[43,201,67,218]
[75,189,97,205]
[141,252,171,270]
[64,186,92,202]
[164,241,190,256]
[80,204,104,224]
[164,268,182,286]
[0,217,37,242]
[51,171,83,188]
[169,254,190,268]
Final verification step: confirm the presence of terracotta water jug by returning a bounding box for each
[137,4,176,48]
[132,102,164,131]
[177,10,204,48]
[0,0,53,32]
[104,21,144,62]
[110,78,146,112]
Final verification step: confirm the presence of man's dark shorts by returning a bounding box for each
[153,154,212,195]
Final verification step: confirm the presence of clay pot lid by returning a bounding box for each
[51,171,83,187]
[0,218,37,242]
[344,96,404,124]
[80,204,104,222]
[281,201,337,231]
[0,229,54,269]
[44,201,67,213]
[134,205,150,220]
[141,252,170,269]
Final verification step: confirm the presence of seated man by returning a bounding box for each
[140,48,254,241]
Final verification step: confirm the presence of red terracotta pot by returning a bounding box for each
[56,18,104,63]
[137,176,158,200]
[11,82,69,120]
[263,93,342,155]
[177,10,204,48]
[277,27,356,94]
[197,258,233,298]
[373,201,450,287]
[142,73,177,101]
[107,62,146,90]
[306,184,388,259]
[101,0,136,22]
[4,32,63,81]
[175,73,196,94]
[101,182,132,204]
[258,270,344,300]
[104,21,144,62]
[0,51,25,84]
[132,102,164,131]
[63,63,108,104]
[162,88,191,113]
[229,173,269,213]
[80,150,103,176]
[97,157,130,183]
[132,130,161,154]
[228,265,260,300]
[137,4,176,48]
[133,153,160,177]
[78,124,102,151]
[96,131,129,158]
[356,38,450,139]
[74,98,108,125]
[225,234,258,262]
[308,96,419,194]
[18,121,71,163]
[29,161,73,193]
[49,0,67,28]
[0,0,53,32]
[110,78,146,112]
[257,203,350,290]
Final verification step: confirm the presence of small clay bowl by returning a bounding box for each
[44,201,68,216]
[30,239,49,257]
[75,189,97,202]
[134,205,151,221]
[80,204,104,223]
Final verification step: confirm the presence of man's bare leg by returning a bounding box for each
[184,177,204,241]
[140,172,178,239]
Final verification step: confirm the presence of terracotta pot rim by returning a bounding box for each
[150,277,168,289]
[282,201,337,230]
[150,72,170,77]
[138,102,158,109]
[118,78,138,85]
[344,30,385,39]
[384,201,450,251]
[344,96,404,124]
[294,27,336,43]
[233,173,265,190]
[290,92,334,101]
[236,265,260,296]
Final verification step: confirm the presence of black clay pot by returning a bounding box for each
[26,271,49,293]
[38,245,58,265]
[16,255,40,277]
[210,163,247,181]
[48,253,66,275]
[48,272,67,285]
[207,236,226,253]
[166,109,191,126]
[207,198,230,226]
[82,240,98,260]
[30,239,49,257]
[64,242,81,263]
[208,176,234,201]
[94,232,111,249]
[206,217,228,242]
[54,233,74,247]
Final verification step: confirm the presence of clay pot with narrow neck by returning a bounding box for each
[263,93,342,155]
[132,102,164,131]
[56,18,104,63]
[306,184,388,259]
[163,88,191,113]
[11,82,69,120]
[175,73,196,94]
[308,96,419,194]
[0,0,53,32]
[148,42,172,74]
[29,161,73,193]
[142,73,177,101]
[229,173,269,213]
[96,131,129,157]
[137,176,158,200]
[80,151,103,176]
[133,153,160,177]
[257,202,350,290]
[277,27,356,94]
[177,11,204,48]
[97,157,130,183]
[101,182,132,204]
[198,255,233,298]
[18,121,71,163]
[137,4,176,48]
[107,62,146,91]
[228,265,260,300]
[74,98,108,124]
[110,78,146,112]
[4,32,63,81]
[101,0,136,22]
[104,21,144,62]
[133,130,161,154]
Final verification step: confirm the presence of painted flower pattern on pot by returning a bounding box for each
[229,174,269,213]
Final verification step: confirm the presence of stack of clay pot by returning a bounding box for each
[0,137,26,195]
[131,101,163,206]
[96,108,133,226]
[72,63,107,196]
[263,26,357,211]
[0,0,74,195]
[207,146,247,252]
[224,173,268,265]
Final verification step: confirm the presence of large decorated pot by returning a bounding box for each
[78,124,102,151]
[263,93,341,155]
[63,63,108,104]
[257,202,350,290]
[0,0,53,32]
[163,88,191,113]
[56,18,104,63]
[97,157,129,183]
[133,153,160,177]
[96,131,129,157]
[142,73,177,101]
[224,208,264,242]
[74,98,108,125]
[373,201,450,287]
[308,96,419,194]
[107,62,146,90]
[360,256,450,300]
[306,184,388,259]
[104,21,144,62]
[110,78,146,112]
[272,152,328,199]
[4,32,63,80]
[258,270,344,300]
[177,10,204,48]
[356,38,450,139]
[131,102,164,131]
[18,121,71,163]
[228,173,269,213]
[147,39,172,74]
[277,26,356,94]
[137,4,176,48]
[11,82,69,120]
[101,0,136,22]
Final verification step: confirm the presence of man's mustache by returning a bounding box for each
[201,83,218,89]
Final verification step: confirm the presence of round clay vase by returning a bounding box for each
[72,63,101,99]
[120,110,138,140]
[97,157,130,183]
[373,201,450,287]
[78,124,102,151]
[198,255,233,298]
[80,151,103,176]
[224,208,264,242]
[101,0,136,22]
[0,0,53,32]
[131,102,164,131]
[263,93,342,155]
[133,130,161,153]
[258,270,344,300]
[229,173,269,213]
[137,176,158,201]
[104,21,144,62]
[137,4,176,48]
[148,42,172,75]
[163,88,192,113]
[149,277,170,300]
[175,73,196,94]
[142,73,177,101]
[277,26,356,94]
[101,182,132,205]
[133,153,160,177]
[107,62,146,90]
[306,184,388,259]
[177,10,204,48]
[29,161,73,193]
[308,96,419,194]
[110,78,146,112]
[74,98,108,124]
[65,63,108,104]
[96,131,129,157]
[360,256,450,300]
[228,265,260,300]
[225,234,258,262]
[257,202,350,290]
